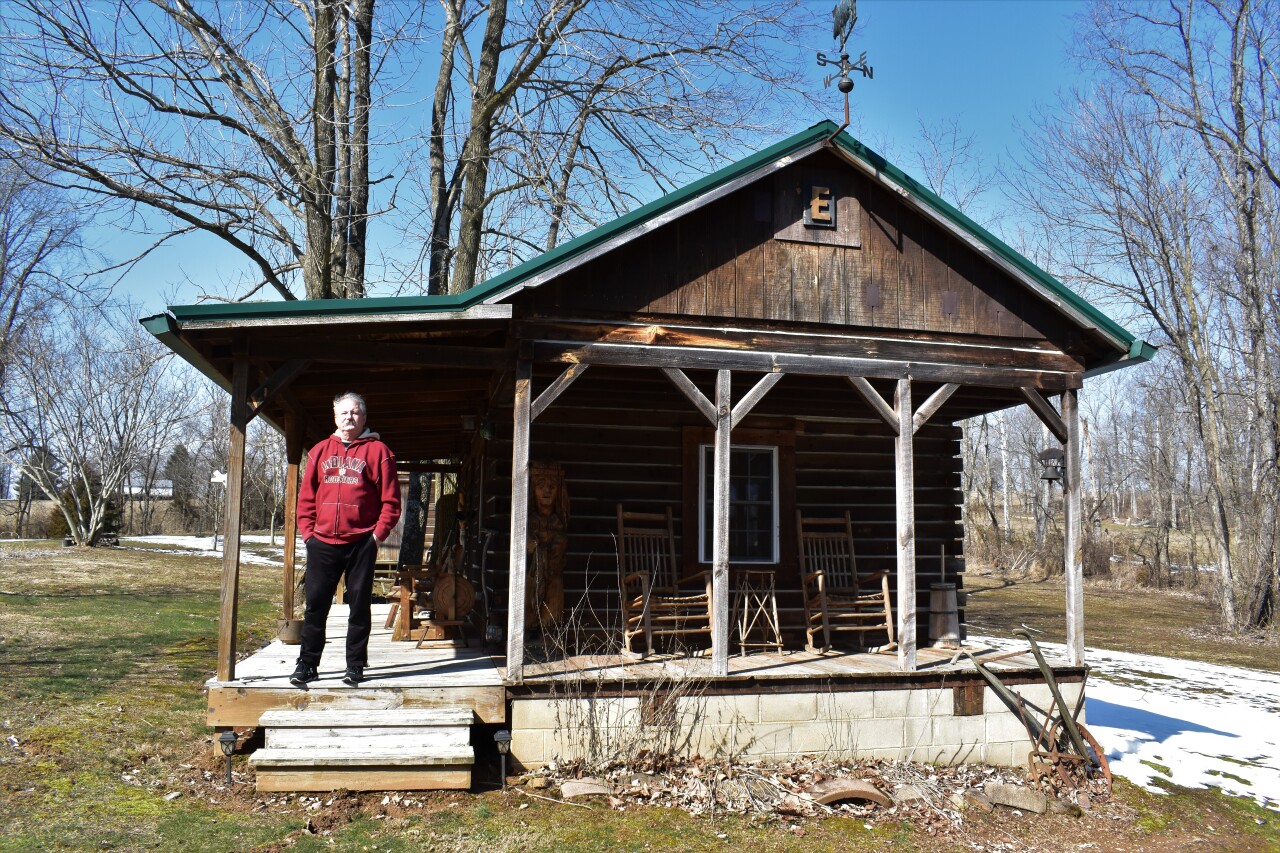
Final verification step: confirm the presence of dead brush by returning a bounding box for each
[529,554,740,770]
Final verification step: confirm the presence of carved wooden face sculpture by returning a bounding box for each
[529,462,569,522]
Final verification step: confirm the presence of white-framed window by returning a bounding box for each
[698,444,779,564]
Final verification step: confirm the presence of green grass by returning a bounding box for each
[964,572,1280,672]
[1,540,1278,852]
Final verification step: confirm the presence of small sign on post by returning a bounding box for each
[210,470,227,551]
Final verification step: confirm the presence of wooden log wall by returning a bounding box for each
[477,366,965,651]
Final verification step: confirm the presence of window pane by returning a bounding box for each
[701,445,777,563]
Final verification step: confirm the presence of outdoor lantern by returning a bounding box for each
[1038,448,1064,483]
[218,730,238,786]
[494,729,512,790]
[461,414,477,432]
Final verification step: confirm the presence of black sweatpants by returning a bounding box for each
[297,534,378,670]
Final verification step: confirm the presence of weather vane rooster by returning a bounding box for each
[817,0,873,136]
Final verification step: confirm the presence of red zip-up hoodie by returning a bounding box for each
[297,429,401,545]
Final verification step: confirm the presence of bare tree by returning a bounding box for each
[0,302,194,545]
[1013,0,1279,630]
[417,0,821,294]
[0,161,83,381]
[2,1,822,302]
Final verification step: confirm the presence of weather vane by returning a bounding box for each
[816,0,873,135]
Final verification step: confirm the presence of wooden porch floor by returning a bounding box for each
[509,644,1064,685]
[208,605,1077,727]
[217,604,503,691]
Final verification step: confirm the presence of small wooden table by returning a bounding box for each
[731,567,784,655]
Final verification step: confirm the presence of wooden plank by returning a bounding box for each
[730,372,783,424]
[217,354,250,682]
[1063,388,1084,666]
[912,383,960,435]
[260,707,474,727]
[895,378,917,672]
[1019,387,1069,442]
[247,359,311,421]
[711,370,731,677]
[252,747,473,766]
[530,362,589,422]
[207,685,507,727]
[662,367,718,423]
[516,321,1080,372]
[282,415,304,621]
[254,766,471,792]
[507,359,532,682]
[846,376,900,433]
[250,339,512,370]
[537,341,1082,390]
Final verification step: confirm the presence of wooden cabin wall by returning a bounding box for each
[517,150,1079,353]
[477,367,965,650]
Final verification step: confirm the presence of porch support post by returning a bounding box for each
[216,354,250,682]
[506,358,532,682]
[281,414,304,622]
[1063,388,1084,666]
[711,370,732,677]
[894,378,917,672]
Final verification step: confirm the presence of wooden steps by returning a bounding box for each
[250,707,475,791]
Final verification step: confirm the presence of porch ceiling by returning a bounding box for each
[149,314,513,464]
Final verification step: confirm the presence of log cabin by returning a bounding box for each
[144,121,1154,791]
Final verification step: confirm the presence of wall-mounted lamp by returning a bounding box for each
[494,729,512,790]
[461,414,477,432]
[1038,448,1064,483]
[218,729,238,786]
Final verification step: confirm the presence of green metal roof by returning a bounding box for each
[155,121,1155,365]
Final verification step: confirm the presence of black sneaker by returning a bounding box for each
[342,666,364,686]
[289,663,318,687]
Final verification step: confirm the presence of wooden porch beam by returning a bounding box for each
[281,415,304,623]
[1019,387,1069,443]
[247,359,311,422]
[711,370,731,677]
[731,372,783,424]
[661,368,718,424]
[251,340,512,371]
[912,383,960,435]
[895,378,918,672]
[506,359,532,682]
[216,354,250,682]
[1063,389,1085,666]
[530,363,589,422]
[846,376,900,434]
[536,341,1083,390]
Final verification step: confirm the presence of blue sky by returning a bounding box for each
[117,0,1087,313]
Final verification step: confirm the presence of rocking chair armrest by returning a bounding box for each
[621,570,649,585]
[676,569,712,586]
[856,570,891,585]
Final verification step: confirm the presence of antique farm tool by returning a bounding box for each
[963,633,1112,799]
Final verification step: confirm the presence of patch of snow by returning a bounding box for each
[121,534,289,567]
[972,634,1280,810]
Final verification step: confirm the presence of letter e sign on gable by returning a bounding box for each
[773,169,861,248]
[804,184,836,228]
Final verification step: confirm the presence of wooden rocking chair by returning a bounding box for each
[796,510,896,654]
[616,505,713,658]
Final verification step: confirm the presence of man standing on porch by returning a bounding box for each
[290,392,401,687]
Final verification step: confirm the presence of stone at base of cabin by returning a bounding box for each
[985,783,1048,815]
[525,776,550,790]
[560,780,614,799]
[1047,798,1084,817]
[961,789,995,813]
[892,784,928,805]
[804,779,892,808]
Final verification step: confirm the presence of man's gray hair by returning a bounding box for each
[333,392,367,413]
